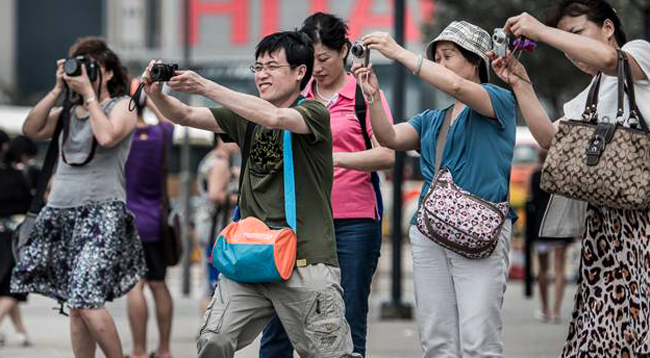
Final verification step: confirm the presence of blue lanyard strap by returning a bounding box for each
[283,129,297,232]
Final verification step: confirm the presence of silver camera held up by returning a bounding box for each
[492,28,509,58]
[351,41,370,66]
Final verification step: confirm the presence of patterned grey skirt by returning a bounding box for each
[561,205,650,358]
[11,201,146,309]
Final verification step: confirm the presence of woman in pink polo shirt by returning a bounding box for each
[259,12,395,358]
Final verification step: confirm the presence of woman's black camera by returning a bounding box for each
[64,56,98,82]
[151,63,179,82]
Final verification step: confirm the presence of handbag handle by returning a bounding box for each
[582,72,603,122]
[620,51,648,131]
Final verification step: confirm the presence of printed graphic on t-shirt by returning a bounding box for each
[249,128,282,177]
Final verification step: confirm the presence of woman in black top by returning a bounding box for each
[0,136,35,346]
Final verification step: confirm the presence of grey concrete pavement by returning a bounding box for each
[1,244,575,358]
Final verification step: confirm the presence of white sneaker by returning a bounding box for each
[15,332,31,347]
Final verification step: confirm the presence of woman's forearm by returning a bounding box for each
[367,99,398,148]
[335,146,394,171]
[540,27,618,75]
[394,50,495,118]
[512,82,557,149]
[86,100,123,147]
[395,50,466,97]
[23,89,62,139]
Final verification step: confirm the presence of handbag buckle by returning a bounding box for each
[585,123,615,166]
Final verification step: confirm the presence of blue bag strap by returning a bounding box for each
[232,97,301,231]
[283,96,304,232]
[283,129,297,232]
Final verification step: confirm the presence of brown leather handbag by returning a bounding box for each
[541,50,650,210]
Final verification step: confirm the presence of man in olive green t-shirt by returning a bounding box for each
[143,31,360,358]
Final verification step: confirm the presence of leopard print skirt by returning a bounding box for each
[561,205,650,358]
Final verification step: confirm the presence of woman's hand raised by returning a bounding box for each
[489,50,532,88]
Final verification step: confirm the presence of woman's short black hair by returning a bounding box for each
[255,31,314,91]
[545,0,627,47]
[300,12,351,65]
[69,37,130,98]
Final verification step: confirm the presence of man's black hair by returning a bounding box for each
[255,31,314,90]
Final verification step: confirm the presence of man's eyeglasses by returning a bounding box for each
[249,63,293,74]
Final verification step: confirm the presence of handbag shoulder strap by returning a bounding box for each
[434,108,453,174]
[233,98,301,231]
[354,84,373,150]
[28,100,71,214]
[232,121,257,221]
[583,72,603,121]
[619,50,649,131]
[159,123,172,213]
[354,84,384,219]
[283,129,297,231]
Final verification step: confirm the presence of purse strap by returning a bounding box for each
[619,51,648,131]
[232,99,301,233]
[232,121,256,222]
[434,108,453,173]
[582,72,603,122]
[283,129,297,231]
[354,84,384,220]
[159,123,172,217]
[582,50,648,131]
[27,102,69,214]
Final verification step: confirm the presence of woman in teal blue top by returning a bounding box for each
[353,21,516,357]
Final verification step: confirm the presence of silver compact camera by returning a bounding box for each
[351,41,370,66]
[492,28,509,58]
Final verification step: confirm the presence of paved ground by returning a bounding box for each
[1,243,575,358]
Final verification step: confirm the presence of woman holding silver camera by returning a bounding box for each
[13,37,145,358]
[352,21,517,357]
[491,1,650,356]
[259,12,394,358]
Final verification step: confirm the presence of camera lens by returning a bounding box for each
[351,43,365,58]
[151,63,178,82]
[64,59,81,76]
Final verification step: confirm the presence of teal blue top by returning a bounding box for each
[408,83,517,225]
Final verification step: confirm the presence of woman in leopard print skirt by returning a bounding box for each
[491,0,650,357]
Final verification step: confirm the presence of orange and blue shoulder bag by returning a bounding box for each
[211,123,298,282]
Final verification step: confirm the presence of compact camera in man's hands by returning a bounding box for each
[492,28,510,58]
[151,63,179,82]
[64,56,99,82]
[351,41,370,66]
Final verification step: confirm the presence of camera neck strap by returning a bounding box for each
[60,72,109,167]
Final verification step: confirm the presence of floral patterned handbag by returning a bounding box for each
[416,167,510,259]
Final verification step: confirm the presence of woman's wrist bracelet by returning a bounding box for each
[412,54,424,76]
[84,97,97,106]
